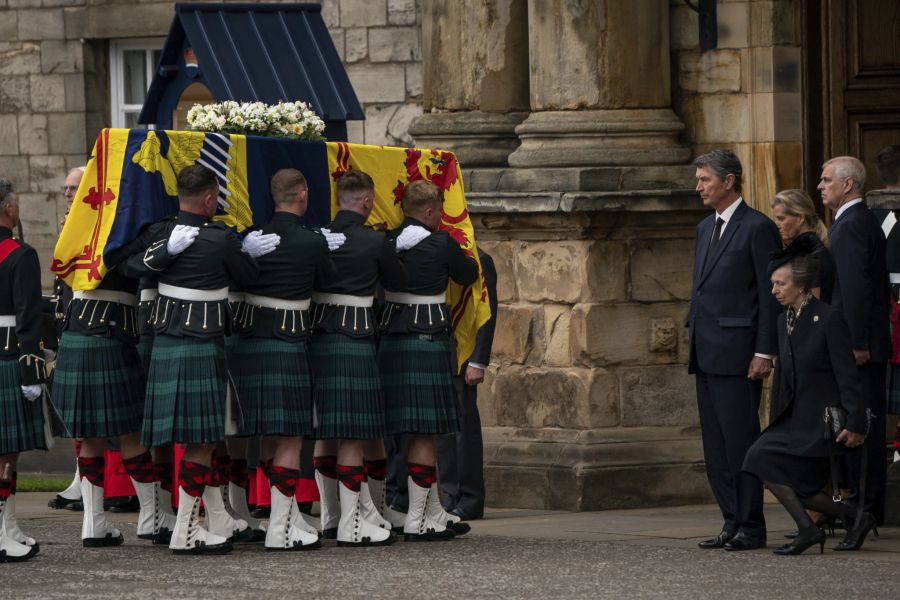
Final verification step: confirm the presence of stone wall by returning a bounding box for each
[670,0,803,216]
[0,0,425,291]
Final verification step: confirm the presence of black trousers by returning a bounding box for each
[844,361,887,520]
[696,370,766,539]
[436,376,485,516]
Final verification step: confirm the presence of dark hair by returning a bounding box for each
[177,165,218,197]
[693,149,743,193]
[402,180,443,214]
[270,168,307,206]
[875,145,900,187]
[336,170,374,195]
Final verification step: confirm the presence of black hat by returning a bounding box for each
[767,232,820,276]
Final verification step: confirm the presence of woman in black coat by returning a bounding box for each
[743,251,871,555]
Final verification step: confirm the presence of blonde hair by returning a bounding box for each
[772,189,829,247]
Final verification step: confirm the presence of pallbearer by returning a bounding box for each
[378,180,478,540]
[310,170,407,546]
[0,181,46,562]
[231,168,344,550]
[121,165,279,554]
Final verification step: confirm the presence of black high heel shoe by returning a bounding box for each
[815,514,837,537]
[833,513,876,551]
[774,526,826,555]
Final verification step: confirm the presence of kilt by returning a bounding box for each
[142,334,229,446]
[378,333,459,435]
[136,333,154,375]
[231,338,313,437]
[310,333,385,440]
[0,359,46,454]
[224,332,239,365]
[52,331,144,438]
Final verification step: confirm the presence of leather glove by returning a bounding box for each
[320,228,347,252]
[241,230,281,257]
[21,385,42,402]
[395,225,431,251]
[166,224,200,255]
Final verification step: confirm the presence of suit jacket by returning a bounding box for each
[688,201,781,375]
[829,202,891,361]
[769,297,865,456]
[464,249,497,371]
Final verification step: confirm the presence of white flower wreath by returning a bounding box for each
[186,100,327,141]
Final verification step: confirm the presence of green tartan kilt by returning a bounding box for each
[52,331,144,438]
[378,333,459,435]
[0,359,46,454]
[136,333,154,375]
[887,363,900,415]
[310,333,385,440]
[224,332,239,365]
[142,334,229,446]
[231,338,313,437]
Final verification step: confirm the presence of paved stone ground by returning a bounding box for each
[3,493,898,599]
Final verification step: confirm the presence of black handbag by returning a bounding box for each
[823,406,848,441]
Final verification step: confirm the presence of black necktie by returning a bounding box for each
[705,217,724,269]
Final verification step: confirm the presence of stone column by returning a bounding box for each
[508,0,689,168]
[408,0,530,166]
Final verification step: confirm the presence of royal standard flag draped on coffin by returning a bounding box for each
[51,128,491,371]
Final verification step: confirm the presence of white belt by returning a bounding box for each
[0,315,15,327]
[244,294,311,311]
[890,273,900,284]
[228,292,245,304]
[384,292,446,305]
[140,288,158,302]
[312,293,374,308]
[73,289,137,307]
[158,283,228,302]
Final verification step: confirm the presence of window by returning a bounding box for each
[109,39,164,129]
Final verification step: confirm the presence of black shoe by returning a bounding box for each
[47,495,81,510]
[107,496,140,513]
[773,527,825,555]
[783,530,798,539]
[64,501,84,512]
[698,531,733,549]
[834,513,877,551]
[814,514,837,537]
[723,532,766,551]
[448,507,483,521]
[250,506,270,519]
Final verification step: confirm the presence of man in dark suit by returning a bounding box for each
[689,149,781,551]
[820,155,891,521]
[437,248,497,520]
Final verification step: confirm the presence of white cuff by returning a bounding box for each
[468,362,486,371]
[754,353,775,361]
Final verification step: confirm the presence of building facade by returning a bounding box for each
[2,0,898,509]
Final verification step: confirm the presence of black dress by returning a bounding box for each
[743,296,865,497]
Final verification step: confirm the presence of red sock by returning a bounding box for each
[78,456,105,487]
[336,464,364,492]
[154,462,174,493]
[269,465,300,498]
[408,462,436,488]
[229,459,249,489]
[0,480,11,501]
[178,460,209,498]
[313,455,337,479]
[122,451,155,484]
[364,459,387,481]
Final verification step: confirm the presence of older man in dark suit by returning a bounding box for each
[437,248,497,520]
[689,149,781,551]
[820,155,891,522]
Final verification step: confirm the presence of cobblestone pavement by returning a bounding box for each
[3,493,897,599]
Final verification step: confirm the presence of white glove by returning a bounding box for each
[395,225,431,251]
[320,228,347,252]
[241,230,281,257]
[166,224,200,255]
[21,385,42,402]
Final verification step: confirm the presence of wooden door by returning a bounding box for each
[808,0,900,190]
